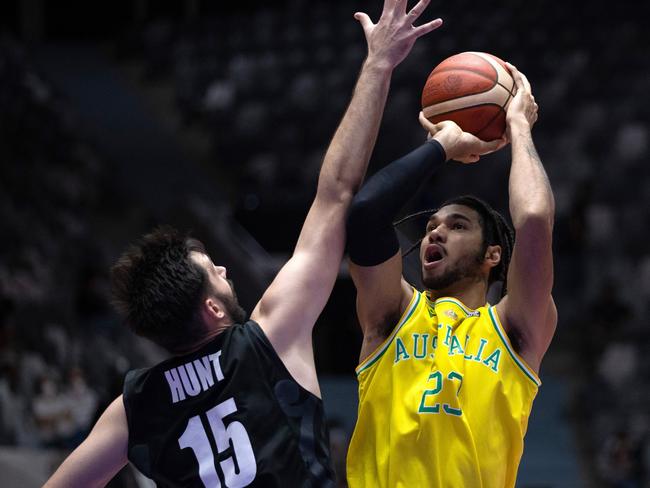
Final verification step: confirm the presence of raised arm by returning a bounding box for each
[495,64,557,373]
[349,116,506,361]
[250,0,443,394]
[44,396,128,488]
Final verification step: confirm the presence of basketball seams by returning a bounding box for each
[470,51,513,90]
[476,86,513,137]
[470,51,515,98]
[437,52,498,81]
[496,80,515,95]
[423,84,511,119]
[425,67,498,92]
[424,102,504,119]
[422,51,515,141]
[470,53,514,139]
[422,52,500,103]
[475,81,514,140]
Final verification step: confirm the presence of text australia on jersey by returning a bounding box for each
[395,322,502,373]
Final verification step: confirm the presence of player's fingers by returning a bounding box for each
[506,62,531,94]
[407,0,431,21]
[395,0,408,14]
[381,0,398,17]
[413,18,443,38]
[517,70,532,94]
[505,61,519,79]
[505,62,524,91]
[458,155,480,164]
[486,136,509,154]
[434,119,464,135]
[466,133,504,155]
[418,111,438,134]
[483,137,506,154]
[354,12,374,34]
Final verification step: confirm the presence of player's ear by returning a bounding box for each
[484,245,501,268]
[204,298,226,321]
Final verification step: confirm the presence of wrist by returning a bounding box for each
[506,116,531,135]
[363,55,395,75]
[427,138,448,162]
[431,133,452,161]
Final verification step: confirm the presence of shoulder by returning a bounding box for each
[358,285,422,365]
[221,320,285,369]
[494,296,557,372]
[224,320,272,349]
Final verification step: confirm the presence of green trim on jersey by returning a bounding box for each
[431,297,476,316]
[487,307,541,387]
[356,292,422,376]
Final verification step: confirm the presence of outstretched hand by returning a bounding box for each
[419,113,508,164]
[505,62,538,133]
[355,0,443,70]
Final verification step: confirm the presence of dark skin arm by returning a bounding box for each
[495,64,556,373]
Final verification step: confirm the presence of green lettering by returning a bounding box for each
[449,335,465,356]
[443,325,453,346]
[413,334,428,359]
[473,338,488,363]
[395,337,410,363]
[463,335,473,360]
[483,348,502,372]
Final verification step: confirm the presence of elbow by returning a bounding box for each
[314,182,355,210]
[512,209,554,236]
[347,191,378,230]
[314,163,362,207]
[512,199,555,231]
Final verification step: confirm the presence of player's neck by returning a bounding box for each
[173,320,233,356]
[426,278,488,310]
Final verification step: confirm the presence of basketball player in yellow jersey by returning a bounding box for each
[345,65,556,488]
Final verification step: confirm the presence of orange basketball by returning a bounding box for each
[421,52,515,141]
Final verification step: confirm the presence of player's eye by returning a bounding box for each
[452,222,465,230]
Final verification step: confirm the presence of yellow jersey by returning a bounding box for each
[347,288,541,488]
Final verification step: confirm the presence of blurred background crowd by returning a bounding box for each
[1,0,649,486]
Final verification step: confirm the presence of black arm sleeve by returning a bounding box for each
[346,139,446,266]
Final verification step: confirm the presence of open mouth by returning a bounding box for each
[424,245,445,267]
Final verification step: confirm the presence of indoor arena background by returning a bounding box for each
[1,1,649,486]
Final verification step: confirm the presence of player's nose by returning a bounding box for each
[216,266,227,278]
[428,226,446,243]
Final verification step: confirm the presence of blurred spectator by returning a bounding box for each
[598,343,638,392]
[62,367,99,449]
[0,2,649,486]
[32,376,71,448]
[598,430,645,488]
[0,361,23,444]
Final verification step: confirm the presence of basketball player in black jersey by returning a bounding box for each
[44,2,502,487]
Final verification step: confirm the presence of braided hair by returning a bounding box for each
[395,195,515,298]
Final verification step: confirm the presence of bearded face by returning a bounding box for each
[191,252,248,324]
[421,245,485,290]
[419,204,491,294]
[217,279,247,324]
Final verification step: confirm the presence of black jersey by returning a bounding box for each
[122,320,335,487]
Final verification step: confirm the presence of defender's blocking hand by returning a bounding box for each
[355,0,443,70]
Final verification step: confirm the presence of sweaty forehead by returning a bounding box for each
[429,204,481,224]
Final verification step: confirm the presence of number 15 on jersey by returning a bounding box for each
[178,397,257,487]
